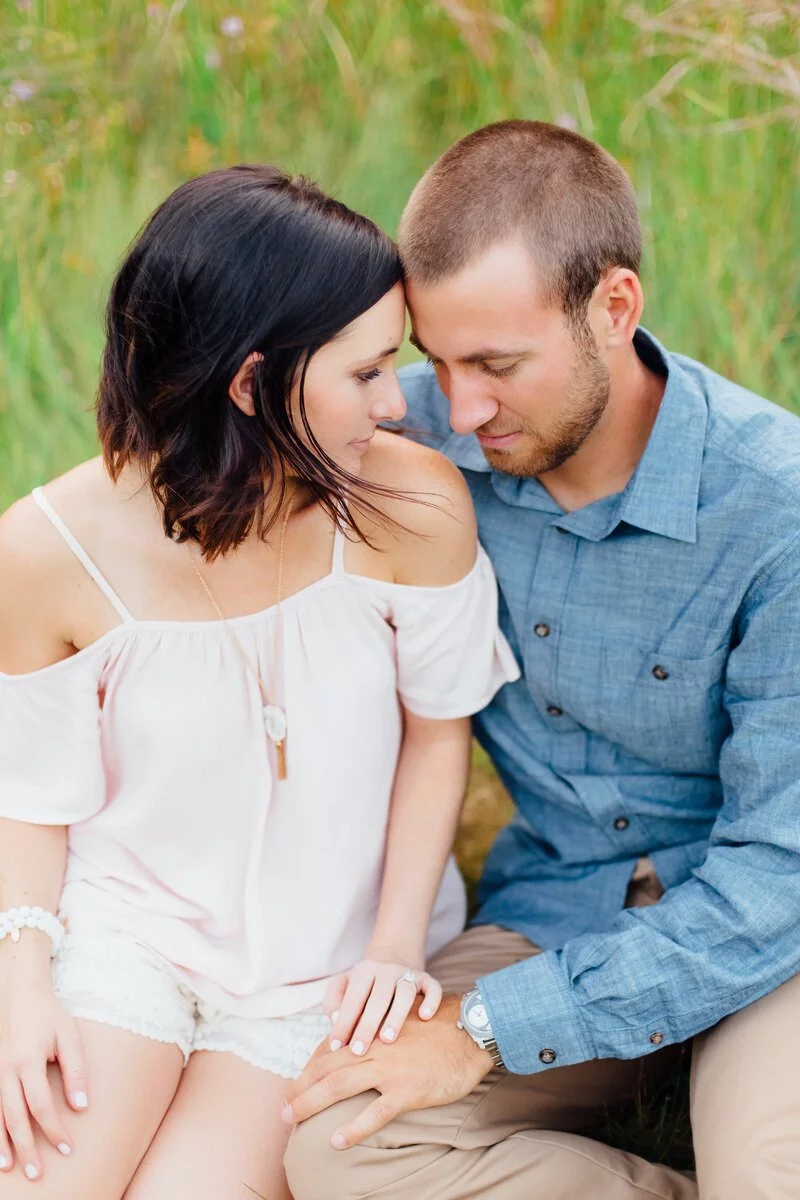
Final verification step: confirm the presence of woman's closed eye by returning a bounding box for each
[355,367,383,384]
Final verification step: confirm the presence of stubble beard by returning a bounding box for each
[481,337,611,479]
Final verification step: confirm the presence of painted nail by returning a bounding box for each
[351,1040,364,1056]
[383,1026,396,1041]
[57,1143,71,1157]
[281,1105,293,1123]
[420,1007,432,1018]
[24,1164,39,1180]
[331,1133,346,1149]
[0,1155,9,1170]
[73,1091,88,1109]
[331,1010,339,1023]
[330,1038,342,1051]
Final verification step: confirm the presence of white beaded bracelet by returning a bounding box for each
[0,907,65,955]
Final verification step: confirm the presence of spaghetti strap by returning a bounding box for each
[31,487,135,624]
[331,523,347,575]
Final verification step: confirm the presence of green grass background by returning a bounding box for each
[1,0,798,509]
[1,0,798,1171]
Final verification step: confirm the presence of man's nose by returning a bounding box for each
[443,371,500,436]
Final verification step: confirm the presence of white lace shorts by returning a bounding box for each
[52,933,331,1080]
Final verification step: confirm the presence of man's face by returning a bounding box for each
[405,241,611,478]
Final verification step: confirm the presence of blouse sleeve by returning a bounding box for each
[0,655,107,825]
[389,544,520,719]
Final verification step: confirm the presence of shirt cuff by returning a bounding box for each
[478,949,595,1075]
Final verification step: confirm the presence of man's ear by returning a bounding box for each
[599,268,643,350]
[229,352,265,417]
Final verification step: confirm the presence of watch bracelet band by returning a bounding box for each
[482,1036,505,1070]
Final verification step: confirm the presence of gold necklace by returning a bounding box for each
[189,499,294,780]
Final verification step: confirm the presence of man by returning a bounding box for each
[283,121,800,1199]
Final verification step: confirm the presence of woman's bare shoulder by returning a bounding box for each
[358,431,477,586]
[0,458,111,672]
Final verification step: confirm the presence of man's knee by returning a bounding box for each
[696,1127,800,1200]
[284,1100,366,1200]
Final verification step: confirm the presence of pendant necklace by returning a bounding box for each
[189,498,294,780]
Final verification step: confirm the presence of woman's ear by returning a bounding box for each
[229,352,264,417]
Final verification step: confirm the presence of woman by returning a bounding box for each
[0,165,518,1199]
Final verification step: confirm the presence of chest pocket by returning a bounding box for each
[593,643,730,771]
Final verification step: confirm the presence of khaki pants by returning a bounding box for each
[285,862,800,1199]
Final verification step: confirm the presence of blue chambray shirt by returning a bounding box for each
[397,328,800,1075]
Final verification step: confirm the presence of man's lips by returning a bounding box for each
[476,430,522,450]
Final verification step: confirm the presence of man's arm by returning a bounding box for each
[479,528,800,1073]
[284,530,800,1147]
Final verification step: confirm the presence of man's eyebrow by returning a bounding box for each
[409,332,531,364]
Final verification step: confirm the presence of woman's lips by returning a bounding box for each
[349,436,374,452]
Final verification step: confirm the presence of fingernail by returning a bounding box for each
[0,1155,9,1169]
[73,1091,88,1109]
[420,1007,432,1018]
[351,1040,364,1056]
[330,1038,342,1051]
[57,1143,71,1157]
[331,1133,347,1149]
[24,1164,39,1180]
[331,1010,339,1023]
[383,1026,396,1041]
[281,1105,293,1122]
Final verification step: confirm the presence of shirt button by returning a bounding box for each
[534,623,551,638]
[649,1031,665,1045]
[539,1048,557,1064]
[613,816,630,831]
[546,705,563,717]
[652,665,669,681]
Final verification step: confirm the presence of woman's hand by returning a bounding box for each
[0,981,88,1181]
[323,949,443,1056]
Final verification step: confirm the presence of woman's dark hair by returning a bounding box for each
[97,164,404,558]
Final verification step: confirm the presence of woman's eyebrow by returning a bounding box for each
[351,343,401,369]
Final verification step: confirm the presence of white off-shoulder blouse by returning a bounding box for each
[0,488,520,1018]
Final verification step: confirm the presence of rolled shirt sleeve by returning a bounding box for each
[479,532,800,1074]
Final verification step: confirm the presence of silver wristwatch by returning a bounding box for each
[457,987,505,1069]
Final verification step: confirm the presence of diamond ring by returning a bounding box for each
[398,970,418,988]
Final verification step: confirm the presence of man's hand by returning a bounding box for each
[282,995,494,1149]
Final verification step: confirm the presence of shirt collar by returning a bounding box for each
[615,328,707,544]
[440,327,707,544]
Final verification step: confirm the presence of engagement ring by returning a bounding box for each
[399,970,418,987]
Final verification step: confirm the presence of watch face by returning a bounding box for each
[464,991,491,1034]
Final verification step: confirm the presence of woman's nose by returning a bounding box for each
[371,374,407,424]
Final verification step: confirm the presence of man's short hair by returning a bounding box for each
[399,120,642,327]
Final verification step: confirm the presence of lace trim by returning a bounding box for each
[193,1012,330,1079]
[62,1005,192,1063]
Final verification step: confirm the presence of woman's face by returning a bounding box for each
[293,283,408,472]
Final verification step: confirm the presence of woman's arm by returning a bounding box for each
[367,709,471,969]
[0,821,68,990]
[325,711,471,1053]
[0,500,90,1178]
[324,436,481,1052]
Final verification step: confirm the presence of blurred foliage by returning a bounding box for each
[0,0,798,505]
